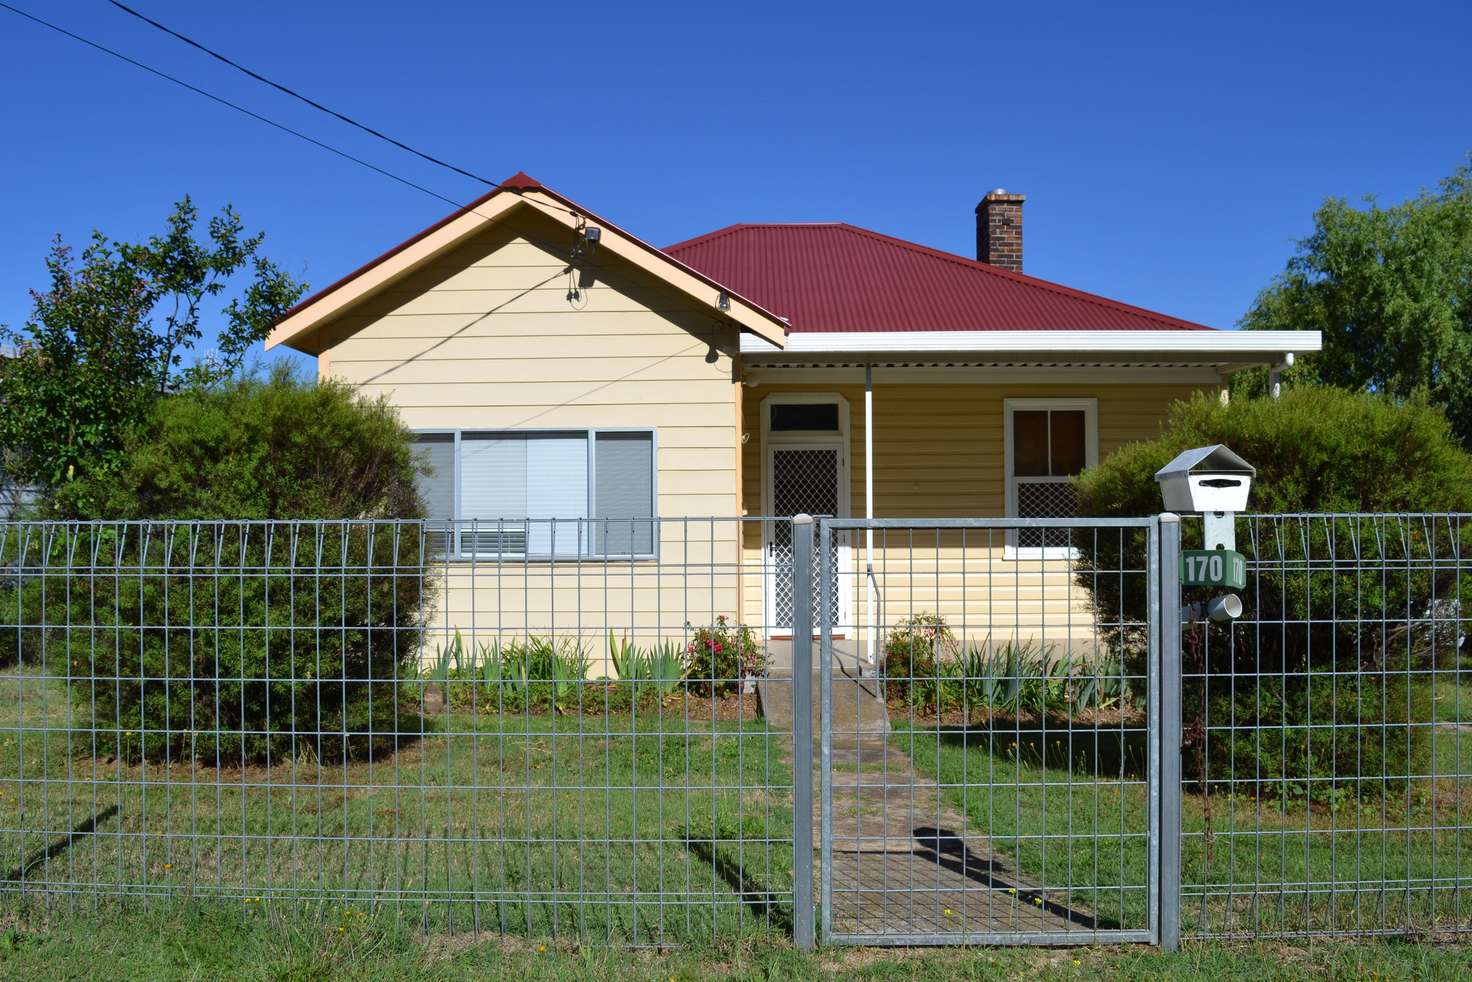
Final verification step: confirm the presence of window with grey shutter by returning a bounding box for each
[423,427,655,559]
[458,432,589,557]
[410,433,455,553]
[459,433,529,556]
[594,431,654,555]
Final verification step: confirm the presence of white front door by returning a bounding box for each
[765,443,850,635]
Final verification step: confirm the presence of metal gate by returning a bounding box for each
[797,516,1179,947]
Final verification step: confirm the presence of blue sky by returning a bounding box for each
[2,0,1469,371]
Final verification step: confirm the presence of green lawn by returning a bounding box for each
[896,718,1472,940]
[3,902,1472,980]
[0,671,794,946]
[1431,676,1472,723]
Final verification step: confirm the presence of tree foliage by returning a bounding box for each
[60,365,426,521]
[0,199,304,510]
[1241,159,1472,442]
[1077,388,1472,519]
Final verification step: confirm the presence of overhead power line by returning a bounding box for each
[0,2,579,219]
[108,1,501,189]
[0,2,464,208]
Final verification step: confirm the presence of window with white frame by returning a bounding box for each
[1003,399,1097,558]
[409,429,656,558]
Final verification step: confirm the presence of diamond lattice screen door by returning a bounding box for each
[766,444,846,635]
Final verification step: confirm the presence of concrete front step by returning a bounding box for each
[756,673,890,736]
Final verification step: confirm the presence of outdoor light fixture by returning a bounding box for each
[717,290,731,311]
[582,226,601,254]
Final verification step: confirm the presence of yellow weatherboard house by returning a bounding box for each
[267,173,1320,670]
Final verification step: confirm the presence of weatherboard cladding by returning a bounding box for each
[664,223,1215,334]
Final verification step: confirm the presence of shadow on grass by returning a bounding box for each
[5,804,120,882]
[680,830,793,935]
[911,718,1150,779]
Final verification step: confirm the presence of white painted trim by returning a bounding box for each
[740,329,1321,356]
[759,391,853,450]
[745,365,1227,385]
[1002,398,1098,561]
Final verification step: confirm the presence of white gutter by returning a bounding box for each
[741,329,1322,356]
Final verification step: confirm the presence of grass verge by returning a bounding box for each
[1,671,794,945]
[3,902,1472,980]
[895,717,1472,938]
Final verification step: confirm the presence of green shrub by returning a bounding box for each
[0,575,43,671]
[1186,652,1431,804]
[1076,389,1472,649]
[608,633,685,699]
[891,630,1132,720]
[882,613,957,699]
[1076,388,1470,798]
[684,616,764,697]
[53,365,425,520]
[30,368,431,764]
[1077,388,1472,520]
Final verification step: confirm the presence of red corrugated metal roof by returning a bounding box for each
[664,223,1214,333]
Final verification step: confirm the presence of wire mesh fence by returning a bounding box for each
[817,517,1162,946]
[1179,513,1472,940]
[0,518,798,945]
[5,512,1472,948]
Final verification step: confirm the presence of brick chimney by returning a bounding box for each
[976,189,1025,272]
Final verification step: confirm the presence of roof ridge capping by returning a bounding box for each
[497,170,543,191]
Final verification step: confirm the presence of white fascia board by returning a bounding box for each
[739,330,1322,356]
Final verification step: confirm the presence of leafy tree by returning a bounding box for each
[1241,159,1472,441]
[0,199,304,511]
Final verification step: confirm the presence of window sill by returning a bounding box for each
[1003,546,1082,562]
[442,554,660,565]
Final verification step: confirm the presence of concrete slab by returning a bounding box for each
[761,638,873,679]
[757,674,889,736]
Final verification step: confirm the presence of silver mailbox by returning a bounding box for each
[1154,444,1255,513]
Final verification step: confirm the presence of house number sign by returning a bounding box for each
[1180,549,1246,590]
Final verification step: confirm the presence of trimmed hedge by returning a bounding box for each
[5,368,433,763]
[1075,388,1472,799]
[51,523,426,764]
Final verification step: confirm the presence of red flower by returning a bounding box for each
[713,642,723,653]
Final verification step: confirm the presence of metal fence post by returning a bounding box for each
[791,514,816,949]
[1158,513,1183,952]
[818,518,834,945]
